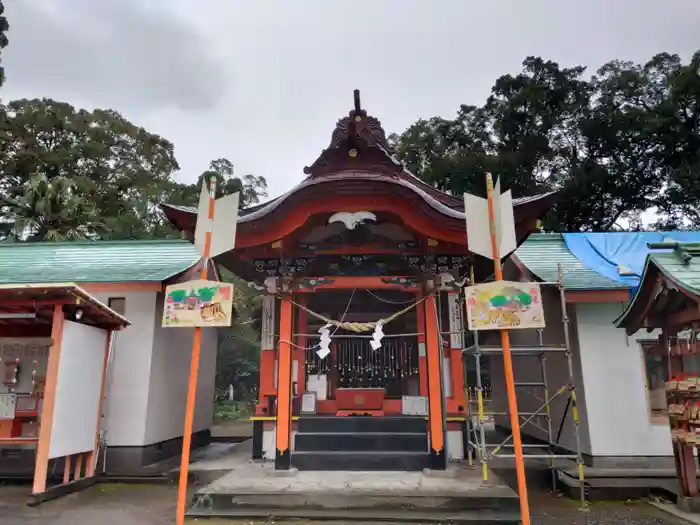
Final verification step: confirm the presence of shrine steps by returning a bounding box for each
[297,414,427,433]
[292,415,428,471]
[187,468,521,524]
[295,431,427,452]
[186,507,521,523]
[292,450,429,471]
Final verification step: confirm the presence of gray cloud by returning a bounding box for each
[3,0,700,197]
[4,0,226,112]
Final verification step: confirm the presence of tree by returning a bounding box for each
[390,51,700,231]
[1,174,100,241]
[169,157,268,209]
[648,51,700,229]
[0,1,8,88]
[0,98,179,241]
[214,271,261,408]
[0,99,269,241]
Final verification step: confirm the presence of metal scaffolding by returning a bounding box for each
[463,263,587,509]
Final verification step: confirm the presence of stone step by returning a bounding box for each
[295,431,427,452]
[192,490,520,513]
[298,416,426,434]
[187,506,521,523]
[291,450,429,471]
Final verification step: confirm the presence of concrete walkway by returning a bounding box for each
[0,482,690,524]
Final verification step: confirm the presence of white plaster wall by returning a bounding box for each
[575,303,672,457]
[93,292,158,447]
[143,293,217,446]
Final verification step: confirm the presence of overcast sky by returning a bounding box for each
[3,0,700,199]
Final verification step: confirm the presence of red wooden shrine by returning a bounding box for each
[163,90,556,470]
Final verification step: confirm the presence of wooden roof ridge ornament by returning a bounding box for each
[304,89,396,177]
[330,89,390,151]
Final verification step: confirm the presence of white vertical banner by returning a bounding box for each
[194,179,240,258]
[447,291,463,349]
[464,177,517,260]
[209,192,239,258]
[261,295,276,350]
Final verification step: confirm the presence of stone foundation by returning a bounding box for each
[103,429,211,474]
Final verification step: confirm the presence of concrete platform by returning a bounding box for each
[187,447,521,523]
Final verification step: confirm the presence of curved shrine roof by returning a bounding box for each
[162,90,557,248]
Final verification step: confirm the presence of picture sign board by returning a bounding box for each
[466,281,545,331]
[162,279,234,328]
[0,393,16,420]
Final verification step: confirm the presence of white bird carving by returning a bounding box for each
[328,211,377,230]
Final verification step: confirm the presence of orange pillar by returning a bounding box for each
[424,294,446,469]
[33,304,65,494]
[275,297,294,469]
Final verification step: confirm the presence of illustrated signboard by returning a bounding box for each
[162,279,234,328]
[466,281,545,331]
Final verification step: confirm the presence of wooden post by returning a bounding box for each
[87,329,113,476]
[74,453,83,480]
[32,304,65,494]
[176,176,216,525]
[275,297,294,469]
[63,455,72,485]
[486,173,531,524]
[425,294,446,469]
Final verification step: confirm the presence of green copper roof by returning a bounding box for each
[513,233,627,290]
[615,242,700,330]
[646,243,700,296]
[0,240,201,284]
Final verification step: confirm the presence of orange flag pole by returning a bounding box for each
[485,173,531,525]
[176,175,217,525]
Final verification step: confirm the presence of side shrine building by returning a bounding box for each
[163,91,556,471]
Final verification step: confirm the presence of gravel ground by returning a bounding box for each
[0,482,691,524]
[528,490,687,524]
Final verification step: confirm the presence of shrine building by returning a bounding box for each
[163,91,556,471]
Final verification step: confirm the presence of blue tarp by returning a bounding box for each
[562,232,700,292]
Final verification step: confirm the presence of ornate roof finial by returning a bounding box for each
[325,90,389,151]
[353,89,361,113]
